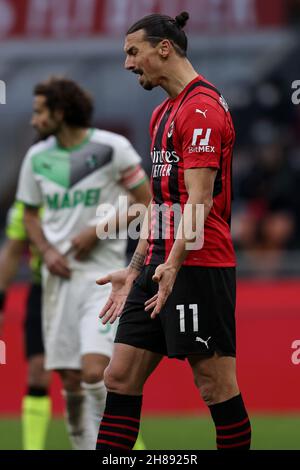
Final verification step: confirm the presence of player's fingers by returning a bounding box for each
[144,302,157,312]
[150,292,167,318]
[62,265,71,278]
[144,293,158,307]
[117,307,124,318]
[150,310,159,319]
[74,247,87,261]
[101,308,114,325]
[109,309,119,325]
[73,250,82,261]
[96,275,111,285]
[99,299,113,318]
[110,302,120,317]
[113,302,121,318]
[152,272,162,283]
[145,300,157,312]
[150,303,163,318]
[144,292,159,311]
[116,301,126,317]
[55,263,71,278]
[150,302,162,318]
[104,303,118,325]
[113,297,129,320]
[99,298,113,318]
[59,257,71,275]
[60,254,70,267]
[101,315,110,325]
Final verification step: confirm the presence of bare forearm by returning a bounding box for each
[0,240,26,290]
[24,209,51,255]
[129,239,148,272]
[165,196,212,271]
[127,202,152,275]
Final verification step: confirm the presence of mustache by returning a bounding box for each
[132,69,143,75]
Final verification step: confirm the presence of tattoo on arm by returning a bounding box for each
[130,252,146,272]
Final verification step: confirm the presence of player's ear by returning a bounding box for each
[53,108,64,123]
[158,39,172,59]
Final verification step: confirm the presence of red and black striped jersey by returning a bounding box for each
[145,75,236,267]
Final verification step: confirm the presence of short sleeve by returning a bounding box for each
[112,136,142,182]
[16,149,43,207]
[177,102,224,170]
[5,201,27,241]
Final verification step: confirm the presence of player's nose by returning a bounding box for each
[124,56,134,70]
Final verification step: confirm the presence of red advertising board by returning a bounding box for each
[0,0,287,41]
[0,279,300,415]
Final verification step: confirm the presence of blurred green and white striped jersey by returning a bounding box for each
[17,128,141,273]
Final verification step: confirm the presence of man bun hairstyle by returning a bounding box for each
[175,11,189,29]
[127,11,190,57]
[34,77,94,128]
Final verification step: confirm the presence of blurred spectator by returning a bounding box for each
[287,0,300,25]
[232,122,299,275]
[240,141,297,215]
[234,210,295,277]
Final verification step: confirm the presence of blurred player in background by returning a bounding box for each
[17,77,150,449]
[0,201,51,450]
[96,12,251,450]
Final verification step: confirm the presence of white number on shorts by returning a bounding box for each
[176,304,199,333]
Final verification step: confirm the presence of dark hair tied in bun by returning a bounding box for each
[175,11,189,29]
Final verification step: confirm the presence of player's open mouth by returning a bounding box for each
[133,69,143,78]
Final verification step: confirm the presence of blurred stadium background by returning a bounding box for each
[0,0,300,450]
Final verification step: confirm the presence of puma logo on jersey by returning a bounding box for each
[196,336,212,349]
[196,109,207,118]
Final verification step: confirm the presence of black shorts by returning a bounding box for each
[115,265,236,359]
[24,283,44,359]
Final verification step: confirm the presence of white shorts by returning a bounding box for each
[42,268,118,370]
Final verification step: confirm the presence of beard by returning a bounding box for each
[139,75,154,91]
[141,80,154,91]
[134,69,155,91]
[33,122,60,140]
[35,129,53,140]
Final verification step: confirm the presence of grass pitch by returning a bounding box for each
[0,415,299,450]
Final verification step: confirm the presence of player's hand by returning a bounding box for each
[97,268,137,325]
[43,246,71,279]
[144,263,178,319]
[71,227,98,260]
